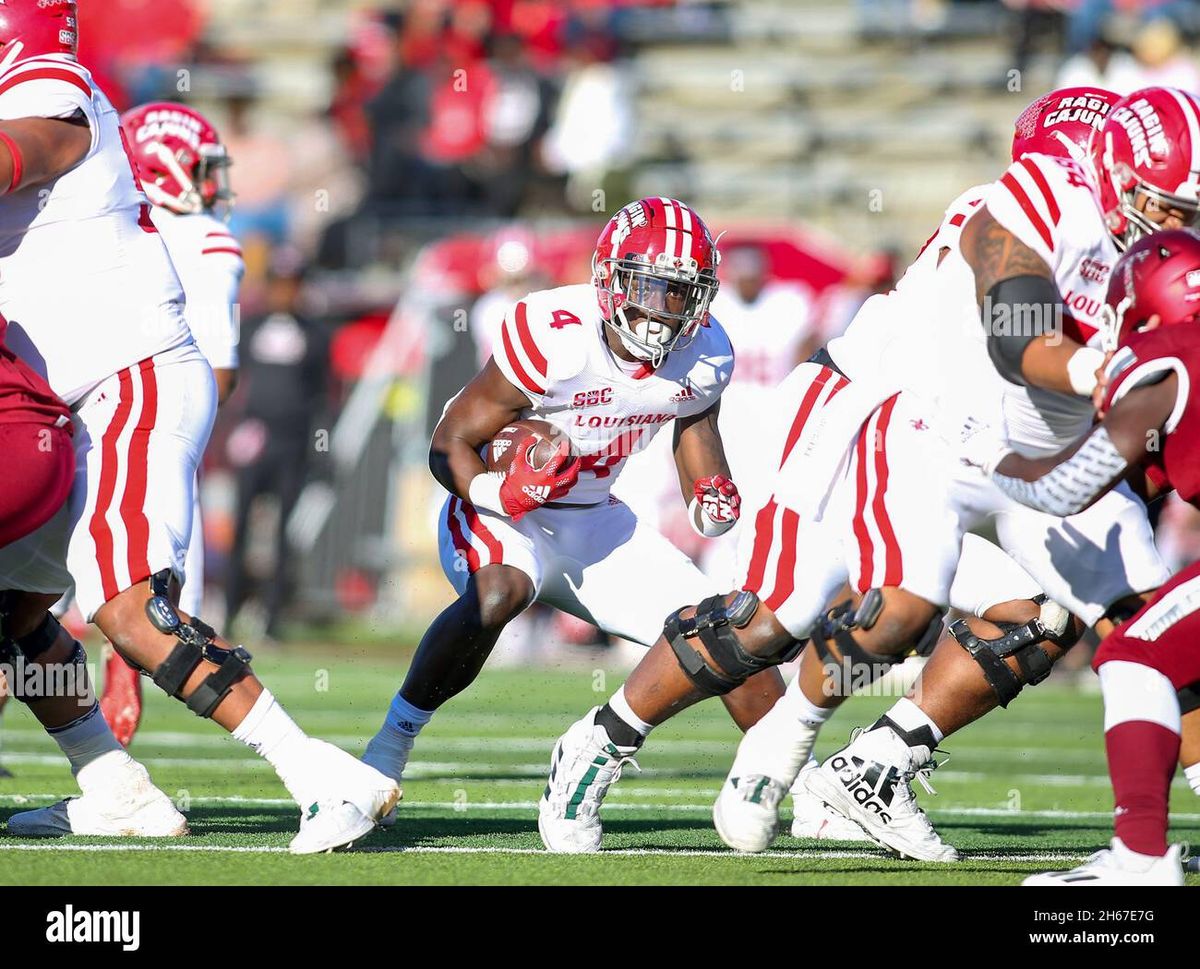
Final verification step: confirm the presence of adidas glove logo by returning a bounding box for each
[523,485,550,503]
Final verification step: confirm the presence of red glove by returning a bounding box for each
[500,439,580,521]
[692,474,740,536]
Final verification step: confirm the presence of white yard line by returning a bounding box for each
[3,793,1199,822]
[0,841,1092,862]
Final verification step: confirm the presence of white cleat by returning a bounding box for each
[362,725,414,829]
[713,774,788,853]
[1023,839,1185,886]
[804,726,959,862]
[790,761,874,842]
[287,740,400,855]
[538,707,638,854]
[7,752,187,838]
[711,687,825,854]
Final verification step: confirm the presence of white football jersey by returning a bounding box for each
[489,283,734,505]
[0,55,190,406]
[152,207,244,370]
[826,152,1117,456]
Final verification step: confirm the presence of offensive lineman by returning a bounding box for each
[0,0,396,853]
[96,101,245,746]
[981,230,1200,885]
[361,198,790,851]
[537,86,1187,859]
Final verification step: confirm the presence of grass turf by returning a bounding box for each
[1,650,1197,885]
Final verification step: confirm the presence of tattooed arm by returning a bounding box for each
[959,205,1096,394]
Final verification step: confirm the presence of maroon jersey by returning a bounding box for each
[0,316,71,429]
[1104,325,1200,507]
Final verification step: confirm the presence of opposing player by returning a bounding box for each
[979,230,1200,885]
[360,198,787,850]
[0,0,396,852]
[0,311,75,773]
[96,102,245,746]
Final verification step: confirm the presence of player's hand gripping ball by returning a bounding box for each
[487,419,580,521]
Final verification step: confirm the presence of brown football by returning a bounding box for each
[485,419,572,475]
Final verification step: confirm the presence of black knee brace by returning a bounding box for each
[664,591,799,696]
[0,615,89,705]
[811,591,916,697]
[952,596,1072,708]
[1179,682,1200,716]
[145,571,252,718]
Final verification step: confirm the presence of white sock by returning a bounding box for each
[1185,762,1200,797]
[884,696,945,745]
[607,686,654,740]
[787,676,837,727]
[729,677,832,783]
[231,689,312,800]
[47,704,124,776]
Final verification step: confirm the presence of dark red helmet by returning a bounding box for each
[120,102,233,215]
[1012,86,1118,164]
[1091,87,1200,250]
[1103,229,1200,350]
[0,0,78,72]
[592,197,720,367]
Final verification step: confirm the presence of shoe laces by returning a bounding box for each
[905,749,949,797]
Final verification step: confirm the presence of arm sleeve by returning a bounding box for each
[991,427,1129,517]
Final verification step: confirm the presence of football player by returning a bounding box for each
[361,197,786,850]
[977,229,1200,885]
[95,102,245,746]
[0,0,396,853]
[719,86,1200,860]
[0,311,76,775]
[535,87,1121,857]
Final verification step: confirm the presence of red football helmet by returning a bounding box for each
[1102,228,1200,351]
[1012,86,1118,164]
[592,197,720,368]
[1091,87,1200,250]
[0,0,77,73]
[120,102,233,216]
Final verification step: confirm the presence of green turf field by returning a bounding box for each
[1,650,1197,886]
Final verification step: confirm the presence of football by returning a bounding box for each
[485,419,572,475]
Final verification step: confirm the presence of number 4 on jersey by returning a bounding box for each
[550,309,582,330]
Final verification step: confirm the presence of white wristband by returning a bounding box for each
[1066,346,1105,397]
[467,472,507,516]
[688,496,735,538]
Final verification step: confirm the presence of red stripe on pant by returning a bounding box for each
[779,368,833,467]
[852,418,875,590]
[742,498,778,595]
[120,359,158,587]
[763,509,800,612]
[870,395,903,587]
[88,368,137,602]
[460,500,504,566]
[447,497,481,572]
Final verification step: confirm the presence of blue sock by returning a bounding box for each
[385,693,434,738]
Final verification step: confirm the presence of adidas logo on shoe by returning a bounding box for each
[829,754,898,824]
